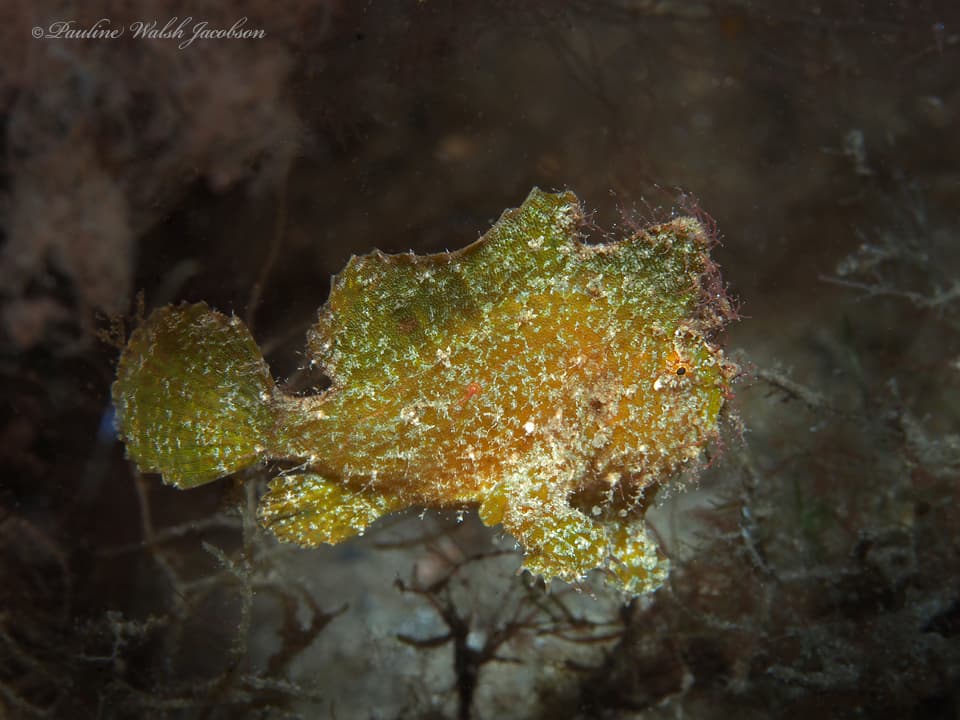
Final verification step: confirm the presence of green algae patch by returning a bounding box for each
[112,188,738,595]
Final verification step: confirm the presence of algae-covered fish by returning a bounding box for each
[112,188,737,594]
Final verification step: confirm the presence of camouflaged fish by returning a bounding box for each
[112,188,737,594]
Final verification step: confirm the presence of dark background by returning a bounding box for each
[1,2,959,718]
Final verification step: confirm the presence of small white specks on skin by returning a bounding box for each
[435,346,452,367]
[400,405,421,425]
[523,420,536,435]
[653,377,665,391]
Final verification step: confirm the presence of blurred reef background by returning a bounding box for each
[2,1,959,718]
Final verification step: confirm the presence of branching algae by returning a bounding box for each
[112,189,737,594]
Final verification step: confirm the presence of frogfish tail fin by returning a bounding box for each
[111,302,276,488]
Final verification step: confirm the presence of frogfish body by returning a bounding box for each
[112,188,737,594]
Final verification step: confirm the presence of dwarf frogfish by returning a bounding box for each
[112,188,737,594]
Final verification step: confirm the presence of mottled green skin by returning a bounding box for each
[308,191,580,389]
[112,189,736,594]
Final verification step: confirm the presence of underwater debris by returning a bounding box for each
[112,188,736,594]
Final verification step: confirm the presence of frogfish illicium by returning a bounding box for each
[112,188,737,594]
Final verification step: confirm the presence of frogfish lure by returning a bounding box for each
[112,188,737,594]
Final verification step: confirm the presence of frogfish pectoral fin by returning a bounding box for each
[480,481,670,593]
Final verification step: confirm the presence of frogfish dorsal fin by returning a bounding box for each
[306,188,582,386]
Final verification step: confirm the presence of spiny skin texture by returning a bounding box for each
[112,188,737,594]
